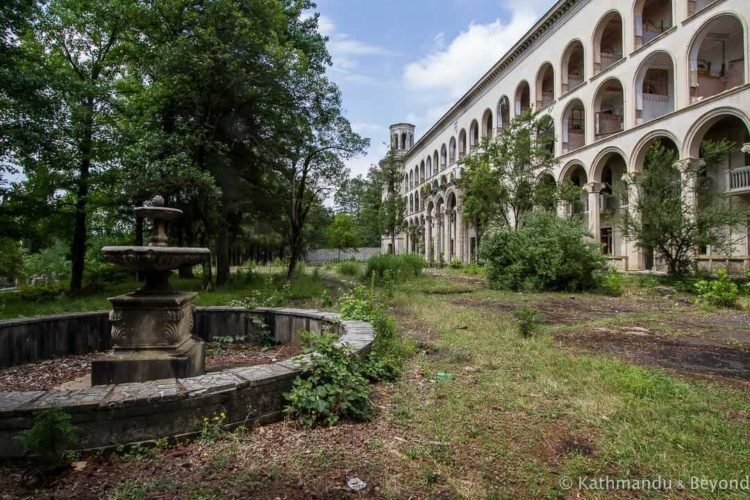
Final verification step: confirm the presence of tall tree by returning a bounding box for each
[327,213,361,259]
[620,140,744,276]
[375,147,405,254]
[334,172,383,247]
[6,0,135,293]
[459,111,559,237]
[279,77,367,278]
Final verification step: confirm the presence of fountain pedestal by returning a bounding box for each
[91,196,209,386]
[91,293,205,385]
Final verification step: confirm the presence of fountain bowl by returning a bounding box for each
[134,206,183,221]
[102,246,210,272]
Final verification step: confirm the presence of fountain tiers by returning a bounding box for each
[91,196,210,385]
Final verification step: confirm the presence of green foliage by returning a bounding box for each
[284,332,373,427]
[376,147,406,251]
[21,240,70,278]
[598,269,624,297]
[481,211,605,292]
[336,260,360,277]
[16,407,77,467]
[513,306,543,338]
[695,269,739,308]
[448,258,463,270]
[365,254,425,284]
[18,282,69,302]
[200,410,228,443]
[458,111,560,242]
[327,214,361,257]
[339,284,377,321]
[334,174,383,247]
[0,238,23,279]
[620,140,745,276]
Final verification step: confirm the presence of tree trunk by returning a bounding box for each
[69,103,94,295]
[216,221,230,285]
[287,223,302,280]
[390,232,395,254]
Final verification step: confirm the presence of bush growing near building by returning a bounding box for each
[694,269,739,308]
[449,258,463,270]
[598,269,624,297]
[365,254,424,283]
[481,211,605,292]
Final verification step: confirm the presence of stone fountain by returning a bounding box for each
[91,196,210,385]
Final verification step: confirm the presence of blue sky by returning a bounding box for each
[313,0,558,177]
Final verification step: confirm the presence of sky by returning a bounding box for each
[313,0,558,179]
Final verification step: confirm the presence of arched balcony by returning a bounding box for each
[594,78,624,138]
[469,120,480,150]
[536,115,555,160]
[635,51,674,125]
[458,129,467,158]
[497,96,511,131]
[689,15,745,104]
[562,99,586,153]
[536,63,555,108]
[481,109,493,139]
[515,81,531,116]
[440,144,447,170]
[634,0,673,50]
[593,12,623,75]
[420,161,425,183]
[688,0,717,17]
[449,137,457,164]
[561,41,584,93]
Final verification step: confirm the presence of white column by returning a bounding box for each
[456,207,465,262]
[585,182,606,247]
[674,158,704,218]
[622,172,642,270]
[443,208,451,262]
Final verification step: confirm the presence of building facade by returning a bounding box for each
[382,0,750,271]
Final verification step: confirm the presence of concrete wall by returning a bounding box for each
[305,247,381,263]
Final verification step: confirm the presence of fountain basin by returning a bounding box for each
[102,246,210,272]
[134,206,182,221]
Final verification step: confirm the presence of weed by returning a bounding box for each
[16,407,76,468]
[513,306,543,338]
[200,410,228,443]
[695,269,739,308]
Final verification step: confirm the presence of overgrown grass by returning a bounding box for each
[0,270,327,320]
[385,278,750,497]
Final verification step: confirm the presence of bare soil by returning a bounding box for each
[0,342,301,392]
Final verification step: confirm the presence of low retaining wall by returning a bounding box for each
[305,247,380,263]
[0,308,374,458]
[0,307,303,369]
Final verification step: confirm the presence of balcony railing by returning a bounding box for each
[595,109,624,137]
[729,166,750,194]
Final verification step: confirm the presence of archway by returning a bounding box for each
[594,78,625,138]
[440,144,447,170]
[562,99,586,153]
[593,11,624,75]
[634,0,673,50]
[449,137,457,164]
[561,40,584,93]
[561,163,589,217]
[458,129,467,158]
[497,96,511,130]
[592,151,628,256]
[536,63,555,108]
[689,15,745,103]
[515,81,531,116]
[481,109,494,139]
[469,120,480,150]
[537,115,555,159]
[635,51,675,125]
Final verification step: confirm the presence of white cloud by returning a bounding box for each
[403,13,537,99]
[316,14,394,75]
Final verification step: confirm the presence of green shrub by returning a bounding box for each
[363,312,411,382]
[16,407,77,467]
[337,260,360,277]
[200,410,228,443]
[694,269,739,308]
[284,332,373,427]
[339,285,377,321]
[18,282,68,302]
[365,254,425,283]
[449,258,463,270]
[513,306,543,338]
[481,211,605,292]
[598,269,623,297]
[462,262,484,276]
